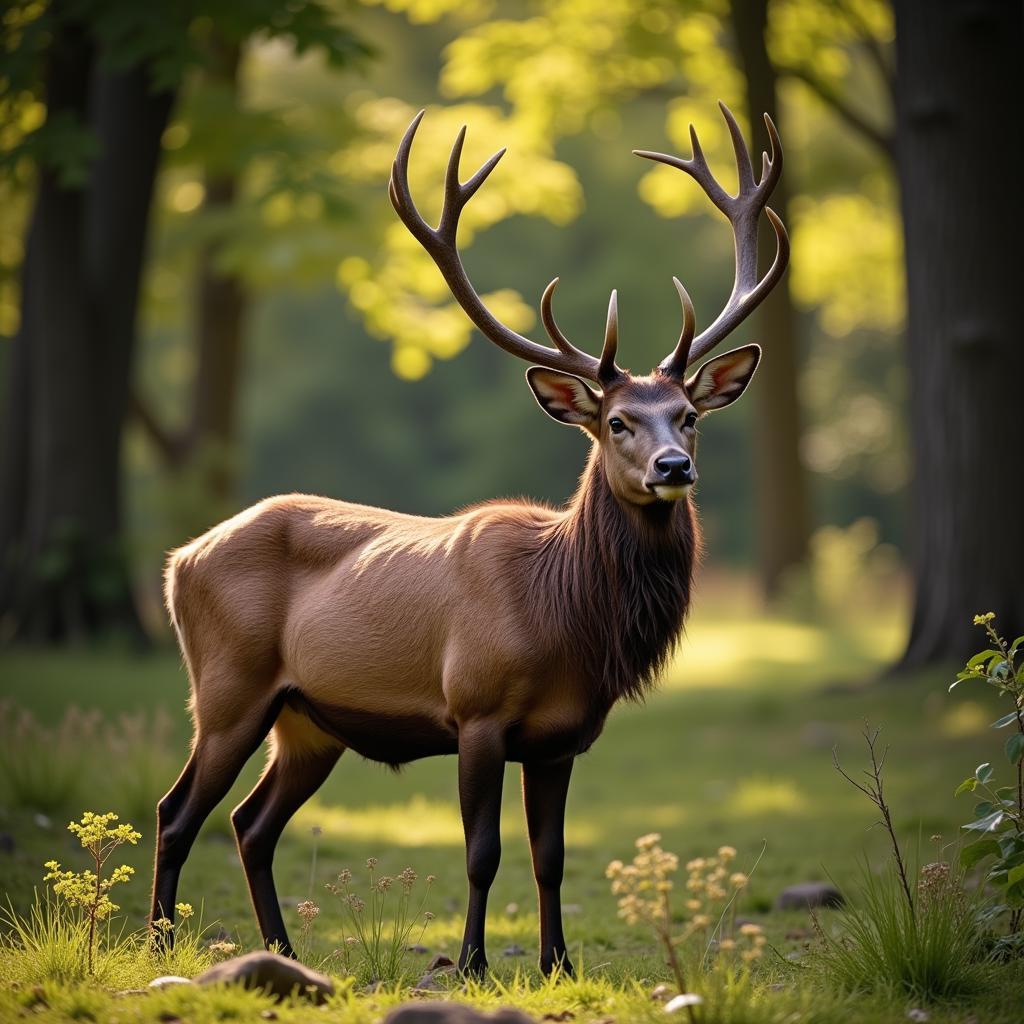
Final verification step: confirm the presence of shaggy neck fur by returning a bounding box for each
[522,446,700,706]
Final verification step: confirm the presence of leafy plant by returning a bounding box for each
[325,859,435,983]
[43,812,141,974]
[951,612,1024,936]
[606,834,762,1022]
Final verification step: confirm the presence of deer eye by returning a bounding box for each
[683,412,698,429]
[608,417,627,435]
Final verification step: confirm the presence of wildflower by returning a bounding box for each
[691,914,711,929]
[399,867,417,890]
[297,900,320,922]
[739,922,763,936]
[973,612,995,625]
[366,857,379,869]
[209,941,238,959]
[718,938,736,951]
[424,911,435,921]
[376,875,394,892]
[175,902,194,920]
[348,894,365,913]
[717,845,737,861]
[686,899,702,911]
[426,874,436,885]
[153,917,172,934]
[311,825,323,837]
[337,868,352,885]
[636,833,661,851]
[686,858,705,872]
[606,860,624,878]
[729,872,748,888]
[741,947,762,962]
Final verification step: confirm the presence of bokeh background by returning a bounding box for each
[0,0,1020,666]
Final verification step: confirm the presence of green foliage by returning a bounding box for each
[951,614,1024,933]
[324,862,436,983]
[812,859,987,1002]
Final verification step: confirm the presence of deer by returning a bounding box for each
[150,101,789,978]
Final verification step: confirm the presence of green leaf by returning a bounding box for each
[961,839,1001,868]
[974,801,995,817]
[963,810,1006,832]
[955,776,979,796]
[968,649,1001,668]
[1006,733,1024,766]
[976,762,994,783]
[992,711,1021,728]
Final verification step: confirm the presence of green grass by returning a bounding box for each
[1,590,1021,1021]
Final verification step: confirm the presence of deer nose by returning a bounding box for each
[654,453,694,484]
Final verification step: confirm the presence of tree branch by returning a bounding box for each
[128,392,188,467]
[780,64,894,162]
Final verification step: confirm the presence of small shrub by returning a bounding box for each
[325,859,435,983]
[950,612,1024,938]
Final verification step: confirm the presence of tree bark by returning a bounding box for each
[729,0,811,597]
[893,0,1024,667]
[0,22,174,643]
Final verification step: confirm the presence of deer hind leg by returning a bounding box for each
[523,757,574,976]
[457,719,506,977]
[232,706,344,955]
[150,682,284,945]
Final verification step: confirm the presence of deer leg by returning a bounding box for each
[457,719,506,977]
[523,757,574,976]
[151,696,281,944]
[232,742,343,955]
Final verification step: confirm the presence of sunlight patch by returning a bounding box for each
[726,778,807,816]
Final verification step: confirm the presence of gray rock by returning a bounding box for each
[427,954,455,971]
[776,882,844,910]
[408,944,430,954]
[148,975,192,990]
[386,1003,535,1024]
[194,952,333,1004]
[413,972,443,992]
[502,944,526,957]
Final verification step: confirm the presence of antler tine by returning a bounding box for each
[388,111,617,384]
[634,101,790,375]
[598,290,621,385]
[659,276,696,374]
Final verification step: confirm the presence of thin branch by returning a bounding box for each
[128,392,189,467]
[780,64,894,162]
[833,724,915,915]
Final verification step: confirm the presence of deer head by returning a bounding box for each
[389,103,789,508]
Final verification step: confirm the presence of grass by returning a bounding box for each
[1,582,1021,1021]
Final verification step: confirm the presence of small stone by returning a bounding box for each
[148,976,192,990]
[502,944,526,957]
[664,994,703,1014]
[906,1011,930,1023]
[408,944,430,954]
[385,1004,535,1024]
[775,882,844,911]
[650,984,672,1002]
[414,973,442,992]
[33,813,51,830]
[427,954,455,972]
[194,952,333,1004]
[505,902,519,915]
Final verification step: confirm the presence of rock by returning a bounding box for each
[408,944,430,954]
[502,944,526,957]
[194,952,333,1004]
[505,902,519,916]
[148,976,192,990]
[0,831,15,854]
[427,954,455,972]
[33,813,51,829]
[385,1003,535,1024]
[776,882,844,911]
[413,973,442,992]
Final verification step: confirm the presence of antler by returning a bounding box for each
[634,101,790,376]
[389,111,623,386]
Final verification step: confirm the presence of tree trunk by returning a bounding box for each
[729,0,811,598]
[0,22,173,643]
[893,0,1024,667]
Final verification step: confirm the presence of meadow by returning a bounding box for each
[1,581,1022,1023]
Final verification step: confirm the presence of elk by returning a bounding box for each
[151,101,788,977]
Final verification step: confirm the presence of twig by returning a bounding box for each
[833,724,914,915]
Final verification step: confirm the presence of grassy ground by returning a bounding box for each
[1,586,1021,1022]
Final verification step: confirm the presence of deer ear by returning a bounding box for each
[685,345,761,413]
[526,367,601,433]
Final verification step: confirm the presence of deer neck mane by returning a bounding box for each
[522,446,699,705]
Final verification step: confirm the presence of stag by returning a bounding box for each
[151,102,788,977]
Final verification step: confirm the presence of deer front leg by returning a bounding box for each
[457,719,505,976]
[523,756,574,976]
